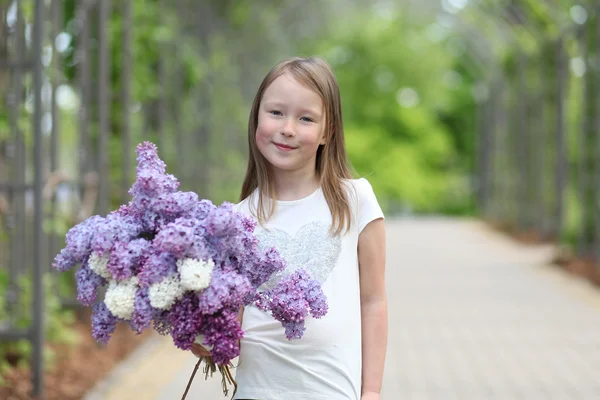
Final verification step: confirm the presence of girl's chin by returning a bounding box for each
[260,152,316,173]
[265,159,307,173]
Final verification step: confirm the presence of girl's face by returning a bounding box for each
[256,72,326,177]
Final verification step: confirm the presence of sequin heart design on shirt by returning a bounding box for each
[256,221,342,290]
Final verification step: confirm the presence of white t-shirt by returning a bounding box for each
[232,178,384,400]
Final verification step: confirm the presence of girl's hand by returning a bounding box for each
[361,393,380,400]
[190,343,211,358]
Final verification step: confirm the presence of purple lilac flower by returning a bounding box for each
[126,143,182,232]
[199,206,250,264]
[167,292,204,350]
[129,142,179,202]
[132,193,200,234]
[128,239,152,272]
[91,302,119,345]
[197,268,252,314]
[52,215,103,271]
[240,224,259,254]
[75,259,107,306]
[90,212,141,256]
[204,238,245,265]
[202,202,242,238]
[256,288,309,340]
[281,321,306,340]
[129,287,153,333]
[138,251,178,287]
[194,199,216,220]
[106,242,132,281]
[156,192,199,220]
[152,218,197,258]
[53,249,79,273]
[304,276,328,319]
[256,269,327,340]
[106,238,151,281]
[200,309,244,365]
[135,209,161,233]
[241,214,256,233]
[223,234,259,276]
[187,237,210,261]
[114,203,136,217]
[134,141,168,172]
[241,248,286,290]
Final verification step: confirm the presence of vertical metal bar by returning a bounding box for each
[173,65,184,181]
[493,77,506,222]
[475,97,488,215]
[536,60,547,238]
[158,0,167,152]
[31,0,46,396]
[7,0,26,327]
[50,0,61,175]
[555,39,567,240]
[48,0,63,273]
[174,0,186,183]
[98,0,111,215]
[577,25,590,257]
[121,0,132,203]
[76,2,91,181]
[487,77,498,221]
[507,71,518,228]
[478,79,495,218]
[517,54,528,231]
[195,2,212,198]
[595,11,600,261]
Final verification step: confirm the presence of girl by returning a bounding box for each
[192,56,387,400]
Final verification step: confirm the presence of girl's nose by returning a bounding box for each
[280,120,295,137]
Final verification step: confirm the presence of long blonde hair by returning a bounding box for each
[240,56,353,235]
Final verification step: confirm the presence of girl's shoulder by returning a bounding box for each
[342,177,384,232]
[342,177,377,200]
[233,195,251,214]
[233,189,260,219]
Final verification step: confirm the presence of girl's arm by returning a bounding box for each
[358,218,387,400]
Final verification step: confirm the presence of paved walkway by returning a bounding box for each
[85,218,600,399]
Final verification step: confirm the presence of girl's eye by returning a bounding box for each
[269,110,282,116]
[300,116,313,123]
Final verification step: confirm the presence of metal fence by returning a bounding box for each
[0,1,216,397]
[475,7,600,263]
[1,0,46,396]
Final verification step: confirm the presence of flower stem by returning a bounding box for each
[181,356,237,399]
[181,357,202,399]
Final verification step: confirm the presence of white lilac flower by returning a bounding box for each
[104,277,138,320]
[148,274,185,310]
[178,258,214,292]
[88,252,111,280]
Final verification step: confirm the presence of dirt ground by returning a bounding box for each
[0,312,151,400]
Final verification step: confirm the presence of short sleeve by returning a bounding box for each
[355,178,384,233]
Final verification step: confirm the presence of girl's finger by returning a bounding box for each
[191,344,211,357]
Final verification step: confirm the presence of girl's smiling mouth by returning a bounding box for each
[274,142,297,151]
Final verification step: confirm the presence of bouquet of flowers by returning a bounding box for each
[52,142,328,398]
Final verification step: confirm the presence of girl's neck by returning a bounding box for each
[272,169,321,202]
